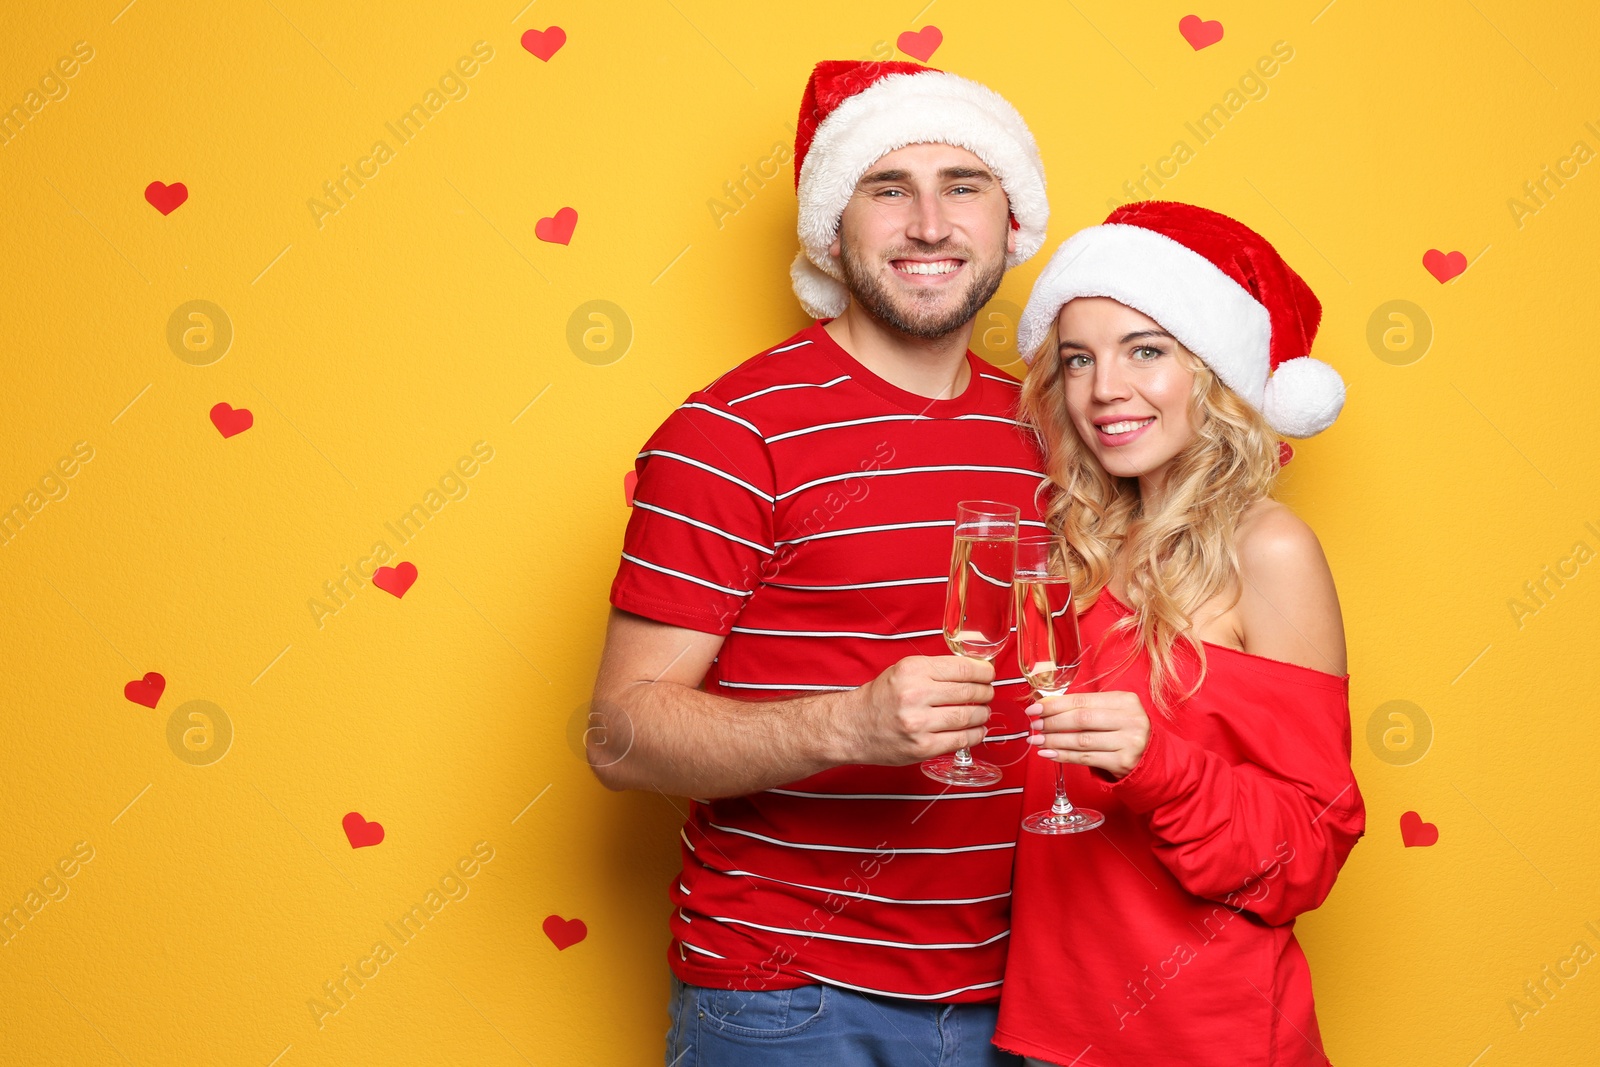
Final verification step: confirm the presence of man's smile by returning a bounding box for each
[890,257,966,282]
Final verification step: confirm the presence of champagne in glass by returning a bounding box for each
[1015,535,1104,834]
[923,501,1019,788]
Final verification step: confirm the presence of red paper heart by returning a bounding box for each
[543,914,587,950]
[144,180,188,215]
[373,562,418,598]
[521,26,567,61]
[896,25,943,62]
[1178,15,1225,50]
[535,207,578,245]
[1422,249,1467,283]
[1277,441,1294,467]
[124,671,165,708]
[1399,810,1439,847]
[209,402,253,438]
[342,811,385,848]
[623,470,638,507]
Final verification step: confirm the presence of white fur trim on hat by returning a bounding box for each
[795,70,1048,314]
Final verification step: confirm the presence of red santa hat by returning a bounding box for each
[1017,200,1346,439]
[790,60,1050,319]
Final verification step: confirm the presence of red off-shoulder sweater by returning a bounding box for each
[994,586,1365,1066]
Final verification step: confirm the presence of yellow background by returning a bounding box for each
[2,0,1597,1063]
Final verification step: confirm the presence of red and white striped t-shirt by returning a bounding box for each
[609,320,1049,1003]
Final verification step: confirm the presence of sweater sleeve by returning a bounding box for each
[1106,687,1365,926]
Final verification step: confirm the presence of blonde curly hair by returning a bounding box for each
[1019,318,1285,716]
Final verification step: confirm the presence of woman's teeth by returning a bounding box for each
[1101,417,1155,435]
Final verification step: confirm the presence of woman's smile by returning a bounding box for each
[1094,415,1156,446]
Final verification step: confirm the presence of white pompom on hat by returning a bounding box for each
[790,59,1050,318]
[1016,200,1346,440]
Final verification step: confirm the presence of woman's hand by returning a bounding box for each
[1024,690,1151,779]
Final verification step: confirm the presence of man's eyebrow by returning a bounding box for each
[858,168,910,185]
[857,166,997,186]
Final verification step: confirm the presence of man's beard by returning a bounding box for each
[837,239,1006,340]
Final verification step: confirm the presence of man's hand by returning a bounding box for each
[1024,690,1150,778]
[831,655,997,767]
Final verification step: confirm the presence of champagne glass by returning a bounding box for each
[923,501,1019,787]
[1015,535,1104,834]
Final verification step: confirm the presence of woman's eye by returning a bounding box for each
[1133,346,1164,360]
[1062,354,1090,370]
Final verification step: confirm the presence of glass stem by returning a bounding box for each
[1038,687,1074,817]
[1050,763,1075,817]
[953,681,995,768]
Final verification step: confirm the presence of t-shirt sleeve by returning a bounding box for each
[608,392,775,635]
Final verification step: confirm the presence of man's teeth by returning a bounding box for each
[1101,417,1155,435]
[897,260,962,275]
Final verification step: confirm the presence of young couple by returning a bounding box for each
[592,59,1366,1066]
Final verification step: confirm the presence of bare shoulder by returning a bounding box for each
[1233,499,1348,676]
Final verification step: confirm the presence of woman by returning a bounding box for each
[990,201,1365,1066]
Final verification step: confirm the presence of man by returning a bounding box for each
[591,59,1052,1065]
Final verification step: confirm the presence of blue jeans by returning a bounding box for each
[666,974,1022,1066]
